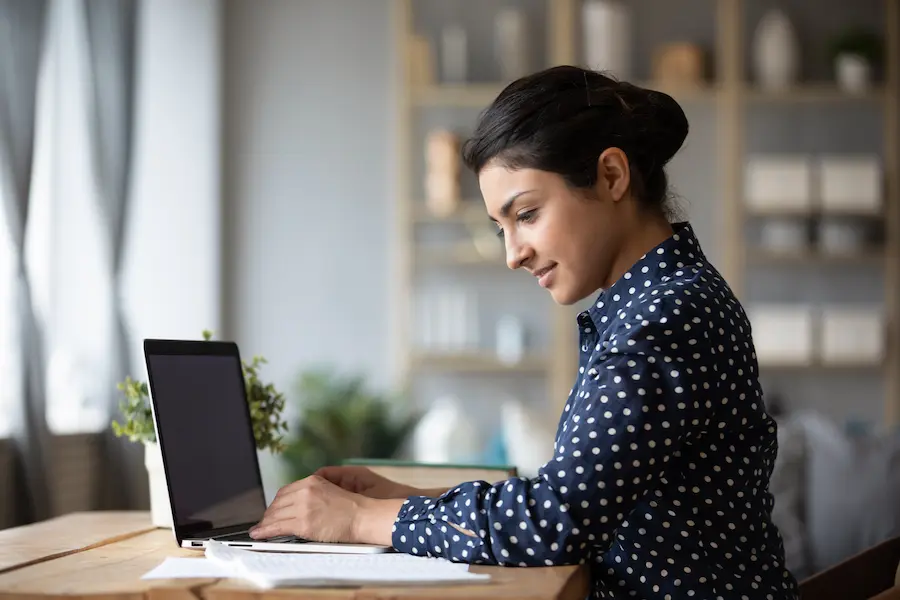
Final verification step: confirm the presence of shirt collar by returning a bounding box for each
[580,222,706,328]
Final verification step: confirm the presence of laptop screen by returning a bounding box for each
[145,345,267,537]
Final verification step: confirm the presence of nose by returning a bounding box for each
[504,233,533,270]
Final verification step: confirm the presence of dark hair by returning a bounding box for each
[461,65,689,214]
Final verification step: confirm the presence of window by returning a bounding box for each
[0,0,110,438]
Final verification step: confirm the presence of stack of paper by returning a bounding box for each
[142,541,491,589]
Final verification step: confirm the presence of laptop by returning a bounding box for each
[143,338,391,554]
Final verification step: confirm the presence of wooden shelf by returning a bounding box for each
[759,359,884,372]
[412,83,506,107]
[411,351,549,374]
[744,84,886,103]
[416,244,504,267]
[397,0,900,425]
[413,202,487,224]
[746,248,885,265]
[413,81,719,107]
[744,206,884,219]
[635,80,720,102]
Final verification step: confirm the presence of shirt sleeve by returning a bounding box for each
[391,301,705,566]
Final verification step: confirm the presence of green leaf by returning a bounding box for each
[281,367,419,481]
[110,328,289,454]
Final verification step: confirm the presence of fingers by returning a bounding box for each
[249,517,296,540]
[313,466,348,487]
[257,503,295,524]
[271,474,325,502]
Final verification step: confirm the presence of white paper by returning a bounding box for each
[204,541,491,589]
[142,557,234,580]
[141,543,491,589]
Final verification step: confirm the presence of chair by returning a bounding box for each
[799,535,900,599]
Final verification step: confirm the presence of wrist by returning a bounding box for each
[353,497,406,546]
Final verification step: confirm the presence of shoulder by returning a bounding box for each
[593,265,745,385]
[609,261,744,345]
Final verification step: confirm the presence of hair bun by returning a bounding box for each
[636,86,689,166]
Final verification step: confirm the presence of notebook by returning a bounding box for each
[198,540,492,589]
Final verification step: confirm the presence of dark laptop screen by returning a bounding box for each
[146,348,266,536]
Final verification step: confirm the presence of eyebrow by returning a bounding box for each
[490,190,536,222]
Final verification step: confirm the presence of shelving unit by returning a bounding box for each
[393,0,579,426]
[392,0,900,430]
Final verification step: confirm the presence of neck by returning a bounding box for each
[602,215,674,289]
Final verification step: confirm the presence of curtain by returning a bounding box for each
[81,0,139,510]
[0,0,51,524]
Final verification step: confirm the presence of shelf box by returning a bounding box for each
[744,155,813,213]
[819,306,885,365]
[817,155,883,215]
[747,304,815,366]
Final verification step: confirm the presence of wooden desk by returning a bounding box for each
[0,512,590,599]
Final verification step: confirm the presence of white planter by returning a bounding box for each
[835,54,872,93]
[752,8,799,90]
[144,442,173,529]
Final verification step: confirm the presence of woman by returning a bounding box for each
[250,65,800,599]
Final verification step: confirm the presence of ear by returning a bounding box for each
[595,147,631,202]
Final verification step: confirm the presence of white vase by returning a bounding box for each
[144,442,173,529]
[500,399,556,479]
[494,8,529,80]
[581,0,631,79]
[411,396,479,464]
[835,54,871,93]
[752,8,799,90]
[440,24,467,83]
[495,315,524,364]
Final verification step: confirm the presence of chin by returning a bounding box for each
[548,287,581,306]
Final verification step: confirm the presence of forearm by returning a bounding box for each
[413,486,452,498]
[353,497,406,546]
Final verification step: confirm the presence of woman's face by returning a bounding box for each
[479,149,633,305]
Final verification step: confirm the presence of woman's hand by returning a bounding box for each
[313,465,418,499]
[248,475,405,546]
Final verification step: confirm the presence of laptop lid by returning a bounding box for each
[143,339,268,544]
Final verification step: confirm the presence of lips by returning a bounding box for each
[533,263,557,288]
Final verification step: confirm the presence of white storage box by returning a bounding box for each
[819,306,885,364]
[747,304,815,366]
[817,155,882,214]
[745,155,813,213]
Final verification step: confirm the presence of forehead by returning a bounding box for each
[479,165,559,202]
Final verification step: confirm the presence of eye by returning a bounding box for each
[517,209,538,224]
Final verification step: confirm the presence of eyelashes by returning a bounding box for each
[496,209,538,238]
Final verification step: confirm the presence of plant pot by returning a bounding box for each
[835,53,871,93]
[144,442,173,529]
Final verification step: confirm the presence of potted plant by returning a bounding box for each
[111,330,288,528]
[829,28,883,92]
[281,368,418,482]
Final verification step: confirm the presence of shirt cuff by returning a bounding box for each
[391,495,486,561]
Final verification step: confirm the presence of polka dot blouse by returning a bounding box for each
[393,223,800,599]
